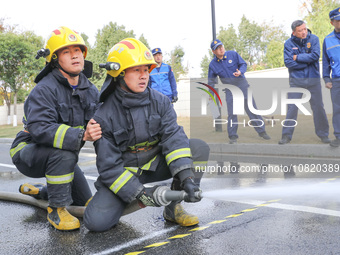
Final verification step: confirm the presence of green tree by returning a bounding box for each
[262,21,289,68]
[218,24,238,52]
[165,45,187,81]
[302,0,340,49]
[0,31,44,125]
[265,40,285,68]
[200,51,213,78]
[88,22,135,88]
[238,15,264,68]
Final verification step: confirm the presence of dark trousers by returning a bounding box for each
[12,143,91,207]
[282,83,329,140]
[224,83,266,139]
[84,138,210,232]
[330,81,340,139]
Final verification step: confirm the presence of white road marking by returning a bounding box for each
[84,175,97,181]
[236,199,340,217]
[92,226,178,255]
[0,163,16,169]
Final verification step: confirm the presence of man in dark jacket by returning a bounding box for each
[208,39,270,144]
[10,27,101,231]
[84,38,210,232]
[279,20,330,144]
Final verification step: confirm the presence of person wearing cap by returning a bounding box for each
[279,20,330,145]
[83,38,210,232]
[208,39,270,144]
[10,26,102,231]
[149,48,178,103]
[323,7,340,147]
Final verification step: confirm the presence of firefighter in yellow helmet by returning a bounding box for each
[10,26,102,231]
[83,38,210,232]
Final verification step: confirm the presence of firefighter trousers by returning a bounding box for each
[12,143,92,207]
[84,138,210,232]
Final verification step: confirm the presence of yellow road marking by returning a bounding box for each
[144,242,170,248]
[189,226,210,231]
[168,234,191,239]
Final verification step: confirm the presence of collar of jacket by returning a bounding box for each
[51,68,90,90]
[214,52,227,62]
[115,86,150,108]
[291,29,311,45]
[334,30,340,40]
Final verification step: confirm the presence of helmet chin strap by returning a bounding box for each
[56,62,81,77]
[118,75,137,94]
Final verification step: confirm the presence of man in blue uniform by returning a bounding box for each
[323,8,340,147]
[280,20,330,145]
[149,48,178,103]
[208,39,270,144]
[10,27,101,231]
[84,39,210,232]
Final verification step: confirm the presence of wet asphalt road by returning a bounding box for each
[1,141,340,255]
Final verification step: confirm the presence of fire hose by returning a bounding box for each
[0,186,203,217]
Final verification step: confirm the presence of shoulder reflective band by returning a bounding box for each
[10,142,28,158]
[46,172,74,184]
[109,170,133,194]
[165,148,192,165]
[53,124,70,149]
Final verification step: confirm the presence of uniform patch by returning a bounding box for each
[307,42,311,48]
[228,60,232,64]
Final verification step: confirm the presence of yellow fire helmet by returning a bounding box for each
[103,38,157,78]
[44,26,87,63]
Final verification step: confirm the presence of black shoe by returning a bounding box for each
[320,137,331,144]
[278,135,291,145]
[229,136,238,144]
[259,132,271,140]
[330,138,340,147]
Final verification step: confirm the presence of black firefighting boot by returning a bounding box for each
[19,183,45,199]
[47,207,80,231]
[163,201,199,227]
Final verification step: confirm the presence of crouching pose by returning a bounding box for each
[10,27,101,231]
[84,38,210,232]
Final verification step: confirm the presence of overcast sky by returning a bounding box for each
[1,0,303,77]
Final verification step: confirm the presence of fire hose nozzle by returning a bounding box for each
[153,186,203,207]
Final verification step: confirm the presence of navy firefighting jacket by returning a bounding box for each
[10,68,99,157]
[93,85,192,203]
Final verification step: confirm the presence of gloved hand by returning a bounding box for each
[136,186,161,207]
[181,177,201,203]
[171,96,178,103]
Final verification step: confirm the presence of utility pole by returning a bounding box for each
[211,0,222,132]
[211,0,216,40]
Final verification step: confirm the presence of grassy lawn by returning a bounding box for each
[0,124,23,138]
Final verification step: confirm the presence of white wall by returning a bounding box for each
[0,103,24,126]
